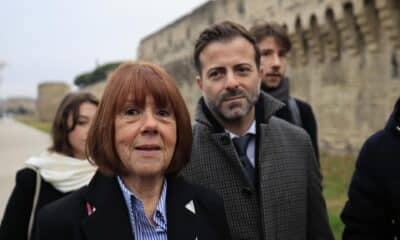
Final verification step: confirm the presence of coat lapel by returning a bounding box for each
[195,97,246,179]
[81,173,133,240]
[212,133,252,183]
[166,176,197,240]
[257,123,284,239]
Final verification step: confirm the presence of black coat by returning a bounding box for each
[0,168,69,240]
[34,172,231,240]
[341,97,400,239]
[275,98,319,162]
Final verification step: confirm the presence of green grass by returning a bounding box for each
[321,152,356,239]
[12,115,355,239]
[14,115,52,133]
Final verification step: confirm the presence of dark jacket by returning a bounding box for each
[184,93,333,240]
[341,97,400,239]
[34,172,231,240]
[261,81,319,162]
[275,98,319,161]
[0,168,68,240]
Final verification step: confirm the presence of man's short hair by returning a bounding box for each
[249,22,292,53]
[193,21,260,75]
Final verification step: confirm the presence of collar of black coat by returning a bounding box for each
[385,97,400,136]
[80,171,197,240]
[195,92,284,133]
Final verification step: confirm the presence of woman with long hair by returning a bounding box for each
[0,92,99,240]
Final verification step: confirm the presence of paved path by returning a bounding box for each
[0,117,50,218]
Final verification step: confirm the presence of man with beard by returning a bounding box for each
[250,22,319,162]
[183,21,333,240]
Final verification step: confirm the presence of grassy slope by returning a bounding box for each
[321,152,356,239]
[14,116,51,133]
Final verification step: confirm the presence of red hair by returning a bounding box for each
[87,61,192,177]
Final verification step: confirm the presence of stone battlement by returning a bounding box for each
[137,0,400,154]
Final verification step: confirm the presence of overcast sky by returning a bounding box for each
[0,0,208,99]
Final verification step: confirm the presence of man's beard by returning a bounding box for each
[262,71,283,88]
[205,87,259,122]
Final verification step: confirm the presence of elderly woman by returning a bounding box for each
[0,92,98,240]
[34,62,231,240]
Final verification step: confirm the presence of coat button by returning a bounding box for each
[221,135,230,145]
[241,187,252,197]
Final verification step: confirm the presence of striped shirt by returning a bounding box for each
[117,177,168,240]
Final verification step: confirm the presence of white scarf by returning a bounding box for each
[25,151,97,193]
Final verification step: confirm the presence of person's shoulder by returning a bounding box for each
[360,130,388,154]
[355,129,393,170]
[38,186,86,222]
[16,167,36,178]
[269,115,309,139]
[35,188,86,238]
[15,167,38,187]
[367,128,389,143]
[294,98,314,113]
[294,98,311,107]
[192,121,211,133]
[172,176,223,205]
[361,129,393,155]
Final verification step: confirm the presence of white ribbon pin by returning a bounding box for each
[185,200,196,214]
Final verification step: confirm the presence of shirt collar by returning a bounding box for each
[226,120,256,139]
[117,176,168,230]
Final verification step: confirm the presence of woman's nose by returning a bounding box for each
[141,111,158,134]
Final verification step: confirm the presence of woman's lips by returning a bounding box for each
[134,144,162,157]
[135,144,161,150]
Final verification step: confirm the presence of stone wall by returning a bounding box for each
[36,81,106,123]
[37,82,70,122]
[138,0,400,154]
[6,97,36,115]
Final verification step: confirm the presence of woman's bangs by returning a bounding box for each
[114,66,171,111]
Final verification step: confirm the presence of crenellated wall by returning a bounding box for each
[138,0,400,154]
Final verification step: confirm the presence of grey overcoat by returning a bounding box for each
[183,93,333,240]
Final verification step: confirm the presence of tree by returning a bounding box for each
[74,61,122,87]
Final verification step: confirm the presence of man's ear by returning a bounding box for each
[258,66,265,78]
[196,75,203,90]
[257,67,264,85]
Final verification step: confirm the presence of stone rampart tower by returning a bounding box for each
[138,0,400,154]
[37,82,70,122]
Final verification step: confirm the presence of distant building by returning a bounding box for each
[37,82,70,122]
[6,97,36,115]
